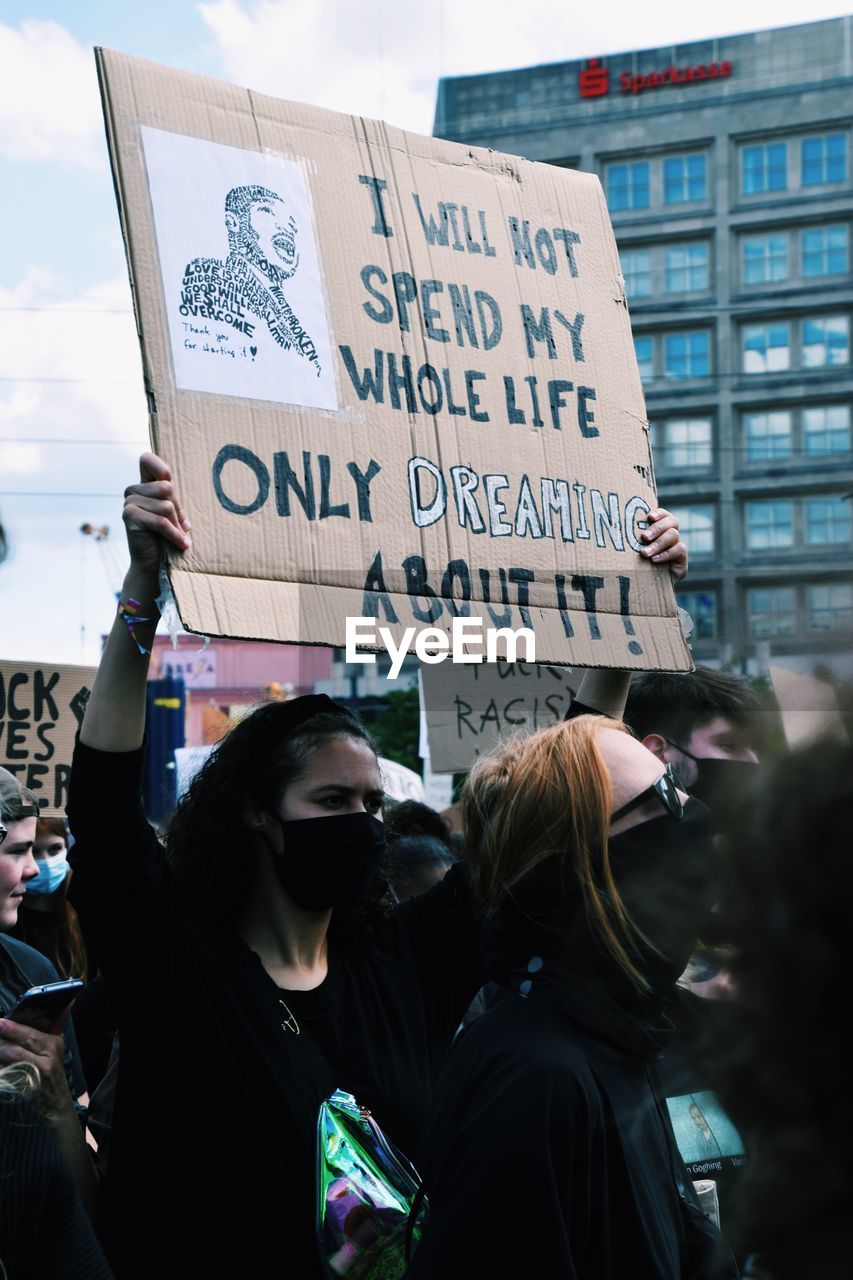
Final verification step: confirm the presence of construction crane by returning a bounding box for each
[80,523,125,601]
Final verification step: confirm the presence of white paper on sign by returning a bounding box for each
[141,126,338,410]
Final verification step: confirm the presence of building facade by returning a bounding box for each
[435,18,852,671]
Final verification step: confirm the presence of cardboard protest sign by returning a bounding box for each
[378,757,426,804]
[768,664,847,749]
[0,661,96,816]
[422,660,579,773]
[98,48,691,671]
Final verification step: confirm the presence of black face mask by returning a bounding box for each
[267,811,386,911]
[670,746,760,816]
[608,797,716,984]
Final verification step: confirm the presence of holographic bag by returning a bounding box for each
[317,1089,427,1279]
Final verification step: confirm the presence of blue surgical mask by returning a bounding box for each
[27,853,70,896]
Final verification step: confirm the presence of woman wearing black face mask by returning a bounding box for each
[66,455,483,1280]
[405,717,737,1280]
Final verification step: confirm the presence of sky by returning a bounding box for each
[1,0,850,666]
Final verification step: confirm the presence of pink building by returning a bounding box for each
[150,635,334,746]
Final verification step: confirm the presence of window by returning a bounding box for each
[634,335,653,381]
[742,323,790,374]
[805,496,851,546]
[747,587,796,637]
[744,410,792,462]
[802,226,848,277]
[665,330,710,379]
[801,315,849,368]
[808,583,853,632]
[742,142,787,195]
[745,500,794,550]
[669,505,715,555]
[607,162,650,211]
[801,133,848,186]
[676,590,717,640]
[665,243,709,292]
[803,404,851,456]
[657,419,713,469]
[620,248,652,298]
[664,153,707,204]
[742,234,788,284]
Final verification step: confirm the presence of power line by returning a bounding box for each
[0,377,141,384]
[0,437,146,445]
[0,306,133,314]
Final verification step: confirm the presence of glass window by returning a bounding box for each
[634,335,653,381]
[808,582,853,632]
[664,153,707,204]
[742,142,787,194]
[664,330,710,379]
[665,243,709,292]
[803,404,851,456]
[747,586,796,637]
[805,496,851,546]
[669,505,715,555]
[801,315,849,368]
[801,133,848,186]
[742,234,788,285]
[744,410,792,462]
[802,226,849,277]
[745,500,794,550]
[620,248,652,298]
[658,419,713,469]
[676,590,717,640]
[742,323,790,374]
[607,162,650,211]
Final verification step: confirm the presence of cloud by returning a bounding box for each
[0,19,104,169]
[198,0,853,135]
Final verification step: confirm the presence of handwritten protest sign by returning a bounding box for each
[98,48,691,671]
[0,661,95,816]
[422,660,578,773]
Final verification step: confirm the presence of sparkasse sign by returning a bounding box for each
[579,56,734,100]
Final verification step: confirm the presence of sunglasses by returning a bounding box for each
[611,762,684,824]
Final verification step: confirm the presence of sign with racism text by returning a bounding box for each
[422,660,579,774]
[98,48,691,671]
[0,661,96,816]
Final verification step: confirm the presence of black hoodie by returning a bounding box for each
[406,802,738,1279]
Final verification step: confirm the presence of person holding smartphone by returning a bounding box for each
[0,771,99,1221]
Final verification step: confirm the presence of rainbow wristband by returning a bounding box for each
[117,597,153,655]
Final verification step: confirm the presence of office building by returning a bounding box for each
[435,18,852,671]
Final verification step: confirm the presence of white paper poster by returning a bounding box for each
[141,126,338,410]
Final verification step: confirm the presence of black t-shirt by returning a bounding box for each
[67,740,481,1280]
[0,1094,113,1279]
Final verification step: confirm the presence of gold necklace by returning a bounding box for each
[279,998,300,1035]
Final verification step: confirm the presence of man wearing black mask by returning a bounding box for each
[620,667,763,818]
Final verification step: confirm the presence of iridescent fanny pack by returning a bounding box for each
[317,1089,427,1279]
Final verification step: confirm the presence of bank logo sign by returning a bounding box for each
[579,56,734,100]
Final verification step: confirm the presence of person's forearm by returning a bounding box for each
[45,1101,102,1224]
[574,670,631,720]
[79,566,160,753]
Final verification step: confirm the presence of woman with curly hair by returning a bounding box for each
[66,454,483,1280]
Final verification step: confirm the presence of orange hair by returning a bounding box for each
[462,715,650,991]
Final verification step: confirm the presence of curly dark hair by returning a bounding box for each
[713,740,853,1279]
[165,695,394,946]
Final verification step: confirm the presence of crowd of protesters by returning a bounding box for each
[0,453,849,1280]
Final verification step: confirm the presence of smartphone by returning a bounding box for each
[6,979,85,1034]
